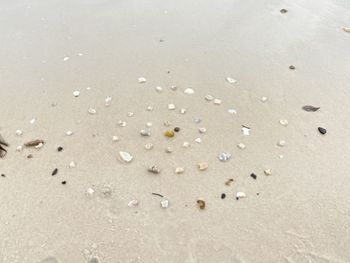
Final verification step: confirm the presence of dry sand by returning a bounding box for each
[1,0,350,262]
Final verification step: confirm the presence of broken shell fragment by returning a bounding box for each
[160,199,169,209]
[279,119,288,126]
[264,169,272,176]
[204,95,214,101]
[164,130,175,138]
[118,120,127,127]
[218,152,231,162]
[24,139,44,147]
[170,85,177,91]
[148,165,161,174]
[66,130,73,136]
[155,86,163,93]
[182,141,190,148]
[237,143,246,149]
[236,192,246,200]
[138,77,147,83]
[198,162,208,171]
[197,199,206,210]
[277,140,286,147]
[16,145,23,152]
[88,108,97,115]
[168,104,175,110]
[213,98,222,105]
[261,96,268,102]
[112,136,119,142]
[146,105,153,111]
[242,126,251,136]
[140,129,151,137]
[15,130,23,136]
[184,88,194,95]
[179,108,186,114]
[175,167,185,174]
[225,77,237,84]
[128,200,139,207]
[35,142,44,149]
[119,151,133,163]
[228,108,237,115]
[144,143,153,150]
[73,90,80,97]
[343,27,350,32]
[146,122,152,127]
[127,112,134,117]
[69,161,76,168]
[198,127,207,133]
[194,138,202,143]
[165,146,174,153]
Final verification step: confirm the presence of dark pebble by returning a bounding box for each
[289,65,295,70]
[1,174,5,177]
[51,168,58,176]
[174,127,180,132]
[27,154,33,159]
[280,8,288,13]
[61,181,67,185]
[250,173,257,180]
[318,127,327,135]
[221,193,226,199]
[57,146,63,152]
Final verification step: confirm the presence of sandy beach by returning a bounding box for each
[1,0,350,262]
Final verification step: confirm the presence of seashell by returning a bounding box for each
[128,200,139,207]
[204,95,214,101]
[119,151,133,163]
[184,88,194,94]
[183,141,190,148]
[264,169,272,176]
[155,86,163,93]
[175,167,185,174]
[138,77,146,83]
[168,104,176,110]
[140,129,151,136]
[148,165,161,174]
[225,77,237,84]
[144,143,153,150]
[73,91,80,97]
[194,138,202,143]
[237,143,246,149]
[69,161,76,168]
[277,140,286,147]
[88,108,96,115]
[160,199,169,208]
[228,108,237,115]
[198,127,206,133]
[279,119,288,126]
[213,98,222,105]
[15,130,23,136]
[261,96,268,102]
[218,152,231,162]
[236,192,246,199]
[198,162,208,171]
[242,126,250,136]
[112,136,119,142]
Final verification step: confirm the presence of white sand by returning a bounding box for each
[0,0,350,262]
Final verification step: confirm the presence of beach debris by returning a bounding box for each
[66,130,73,136]
[225,178,234,186]
[343,27,350,32]
[279,155,284,159]
[73,90,80,97]
[165,146,174,153]
[61,181,67,185]
[225,77,237,84]
[164,130,175,138]
[0,134,8,157]
[279,119,288,126]
[193,117,202,123]
[88,108,96,115]
[242,126,251,136]
[57,146,63,152]
[213,98,222,105]
[140,129,151,137]
[138,77,147,83]
[228,108,237,115]
[148,165,161,174]
[198,127,207,133]
[175,167,185,174]
[168,104,176,110]
[51,168,58,176]
[29,118,36,124]
[27,154,33,159]
[24,139,44,147]
[197,162,208,171]
[277,140,286,147]
[218,152,231,162]
[194,138,202,143]
[197,199,206,210]
[85,187,95,198]
[205,95,214,101]
[1,174,5,178]
[174,127,180,132]
[128,199,139,207]
[184,88,194,95]
[127,112,134,117]
[105,96,112,106]
[237,143,246,150]
[144,143,153,150]
[221,193,226,199]
[112,136,119,142]
[183,141,190,148]
[118,151,133,163]
[69,161,76,168]
[160,199,169,209]
[280,8,288,13]
[264,169,272,176]
[146,105,153,111]
[15,130,23,136]
[63,56,70,61]
[152,193,164,198]
[250,173,257,180]
[155,86,163,93]
[146,122,152,127]
[118,120,127,127]
[16,145,23,152]
[289,65,295,70]
[180,108,187,114]
[35,142,44,149]
[261,96,268,103]
[101,184,113,198]
[302,105,320,112]
[318,127,327,135]
[236,192,246,200]
[170,85,177,91]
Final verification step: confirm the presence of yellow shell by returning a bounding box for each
[164,130,175,138]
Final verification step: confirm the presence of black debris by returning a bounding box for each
[27,154,33,159]
[302,105,320,112]
[1,174,5,178]
[221,193,226,199]
[250,173,257,180]
[51,168,58,176]
[151,193,164,198]
[174,127,180,132]
[280,8,288,13]
[57,146,63,152]
[318,127,327,135]
[61,181,67,185]
[289,65,295,70]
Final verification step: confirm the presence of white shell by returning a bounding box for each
[155,86,163,93]
[261,96,268,102]
[198,127,207,133]
[29,118,36,124]
[63,56,70,61]
[146,106,153,111]
[160,199,169,209]
[236,192,246,199]
[194,138,202,143]
[119,151,133,163]
[277,140,286,147]
[198,162,208,171]
[127,112,134,117]
[179,108,186,114]
[146,122,152,127]
[279,119,288,126]
[66,130,73,136]
[226,77,237,84]
[105,96,112,103]
[184,88,194,95]
[138,77,147,83]
[88,108,96,115]
[15,130,23,136]
[165,146,173,153]
[73,91,80,97]
[170,85,177,91]
[69,161,76,168]
[140,129,151,136]
[205,95,214,101]
[175,167,185,174]
[242,126,250,136]
[168,104,176,110]
[118,120,127,127]
[35,142,44,149]
[228,108,237,115]
[16,145,23,152]
[264,169,272,176]
[112,136,119,142]
[128,200,139,207]
[85,188,95,197]
[218,152,231,162]
[144,143,153,150]
[183,141,190,148]
[213,99,222,105]
[237,143,246,149]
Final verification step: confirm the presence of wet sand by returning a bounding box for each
[1,0,350,262]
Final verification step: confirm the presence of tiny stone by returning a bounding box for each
[183,141,190,148]
[168,104,176,110]
[236,192,246,200]
[86,187,95,197]
[66,130,73,136]
[250,173,257,180]
[165,146,173,153]
[289,65,295,70]
[318,127,327,135]
[118,120,127,127]
[280,8,288,13]
[170,85,177,91]
[221,193,226,199]
[128,199,139,207]
[279,155,284,159]
[1,174,5,177]
[88,108,96,115]
[148,165,161,174]
[144,143,153,150]
[61,181,67,185]
[261,96,268,102]
[228,108,237,115]
[242,126,251,136]
[277,140,286,147]
[51,168,58,176]
[197,199,206,210]
[112,136,119,142]
[184,88,194,95]
[16,145,23,152]
[264,169,272,176]
[218,152,231,162]
[69,161,76,168]
[57,146,63,152]
[101,184,113,198]
[35,142,44,149]
[27,154,33,159]
[179,108,186,114]
[175,167,185,174]
[127,112,134,117]
[146,122,152,127]
[140,129,151,136]
[73,91,80,97]
[146,105,153,111]
[198,127,206,133]
[29,118,36,124]
[164,130,175,138]
[194,138,202,143]
[160,199,169,209]
[237,143,246,149]
[225,77,237,84]
[105,96,112,103]
[280,119,288,126]
[213,98,222,105]
[225,178,234,186]
[193,118,202,123]
[15,130,23,136]
[138,77,147,83]
[63,56,70,61]
[197,162,208,171]
[119,151,133,163]
[155,86,163,93]
[204,95,214,101]
[174,127,180,132]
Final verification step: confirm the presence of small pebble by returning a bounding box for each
[343,27,350,33]
[280,119,288,126]
[183,141,190,148]
[213,98,222,105]
[138,77,147,83]
[175,167,185,174]
[164,130,175,138]
[57,146,63,152]
[225,77,237,84]
[225,179,234,186]
[69,161,76,168]
[198,127,206,133]
[29,118,36,124]
[27,154,33,159]
[236,192,246,200]
[144,143,153,150]
[160,199,169,209]
[88,108,96,115]
[128,200,139,207]
[164,120,172,126]
[61,181,67,185]
[170,85,177,91]
[179,108,186,114]
[250,173,257,180]
[197,162,208,171]
[63,56,70,61]
[73,91,80,97]
[197,199,206,210]
[168,104,176,110]
[184,88,194,95]
[242,126,251,136]
[1,174,5,178]
[146,106,153,111]
[261,96,268,102]
[277,140,286,147]
[66,130,73,136]
[86,187,95,197]
[118,120,127,127]
[205,95,214,101]
[280,8,288,13]
[112,136,119,142]
[140,129,151,137]
[119,151,133,163]
[146,122,152,127]
[318,127,327,135]
[51,168,58,176]
[194,138,202,143]
[16,145,23,152]
[237,143,246,149]
[101,184,113,198]
[218,152,231,162]
[148,165,161,174]
[193,118,202,123]
[221,193,226,199]
[264,169,272,176]
[228,108,237,115]
[289,65,295,70]
[165,146,174,153]
[35,143,44,149]
[155,86,163,93]
[127,112,134,117]
[15,130,23,136]
[174,127,180,132]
